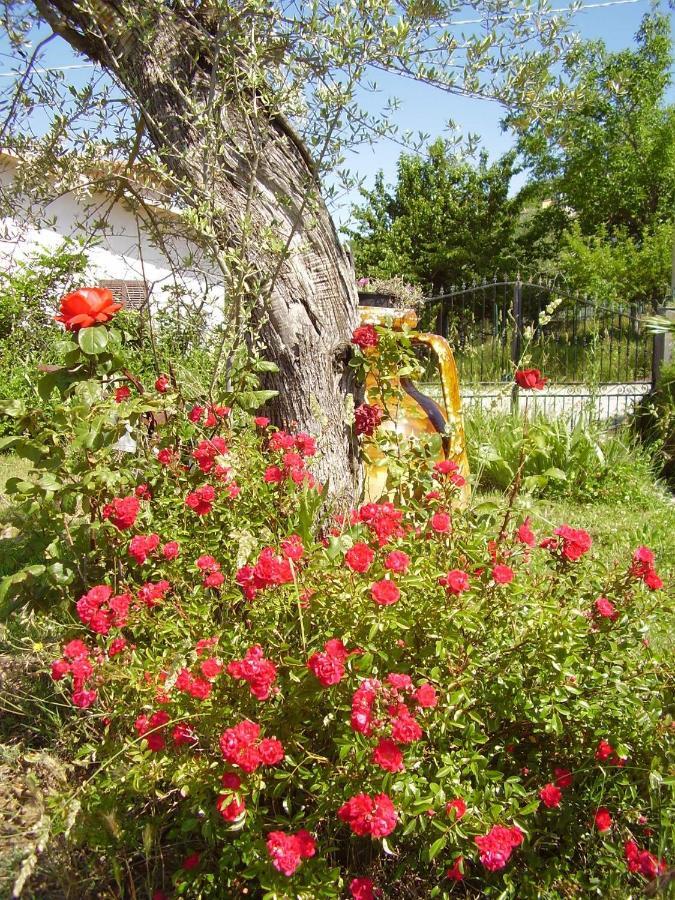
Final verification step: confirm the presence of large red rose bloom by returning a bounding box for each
[56,287,123,331]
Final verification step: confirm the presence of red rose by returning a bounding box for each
[446,856,464,881]
[55,286,123,331]
[492,564,514,584]
[595,739,615,761]
[446,798,467,820]
[72,688,97,708]
[51,659,70,680]
[441,569,470,596]
[430,511,451,533]
[266,829,315,877]
[594,807,612,831]
[227,645,277,700]
[295,432,317,456]
[254,416,270,427]
[102,495,140,530]
[372,738,404,773]
[221,772,241,790]
[390,708,422,743]
[200,657,223,679]
[338,792,397,838]
[114,385,131,403]
[515,368,547,390]
[539,783,562,808]
[371,578,400,606]
[162,541,180,560]
[385,550,410,574]
[414,683,438,708]
[352,324,378,350]
[345,542,375,574]
[128,533,160,565]
[644,570,663,591]
[216,794,245,821]
[637,849,667,879]
[280,534,304,561]
[157,447,174,466]
[268,430,295,451]
[258,737,285,765]
[155,374,170,393]
[553,767,573,788]
[355,403,383,436]
[552,524,592,562]
[386,673,412,690]
[264,465,284,483]
[475,824,523,871]
[625,839,640,872]
[308,651,345,686]
[594,596,618,620]
[204,571,224,589]
[434,459,459,476]
[185,485,215,515]
[630,545,655,577]
[172,723,198,746]
[350,877,375,900]
[516,517,536,546]
[182,852,200,871]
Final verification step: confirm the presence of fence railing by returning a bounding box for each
[421,280,668,388]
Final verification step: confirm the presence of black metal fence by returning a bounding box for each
[422,280,662,385]
[420,280,671,422]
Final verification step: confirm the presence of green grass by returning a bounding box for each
[473,488,674,661]
[475,491,674,566]
[0,455,35,579]
[0,454,31,501]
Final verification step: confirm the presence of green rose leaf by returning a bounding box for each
[78,326,109,356]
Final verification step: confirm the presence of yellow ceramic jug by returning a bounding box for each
[359,305,470,504]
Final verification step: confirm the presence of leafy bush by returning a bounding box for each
[0,241,89,436]
[556,221,672,308]
[465,408,659,504]
[0,313,672,899]
[633,359,675,487]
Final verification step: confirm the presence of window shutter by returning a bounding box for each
[99,280,149,310]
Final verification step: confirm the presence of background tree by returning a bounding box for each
[0,0,578,492]
[346,140,521,292]
[508,11,675,303]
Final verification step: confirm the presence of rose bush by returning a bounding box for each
[0,305,672,898]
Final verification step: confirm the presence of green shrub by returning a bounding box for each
[632,359,675,487]
[465,408,659,504]
[0,241,89,436]
[0,314,671,899]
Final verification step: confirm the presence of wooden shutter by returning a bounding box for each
[99,280,149,310]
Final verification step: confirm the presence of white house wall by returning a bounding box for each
[0,159,225,317]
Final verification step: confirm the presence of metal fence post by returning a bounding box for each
[510,278,522,412]
[652,305,665,388]
[433,286,445,338]
[652,304,675,387]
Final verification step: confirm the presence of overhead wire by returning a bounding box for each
[0,0,651,77]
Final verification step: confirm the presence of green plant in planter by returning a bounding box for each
[357,276,425,310]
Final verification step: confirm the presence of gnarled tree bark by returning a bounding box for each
[33,0,360,495]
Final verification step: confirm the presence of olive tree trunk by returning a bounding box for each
[34,0,360,495]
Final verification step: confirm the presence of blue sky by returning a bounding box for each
[334,0,675,223]
[1,0,673,227]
